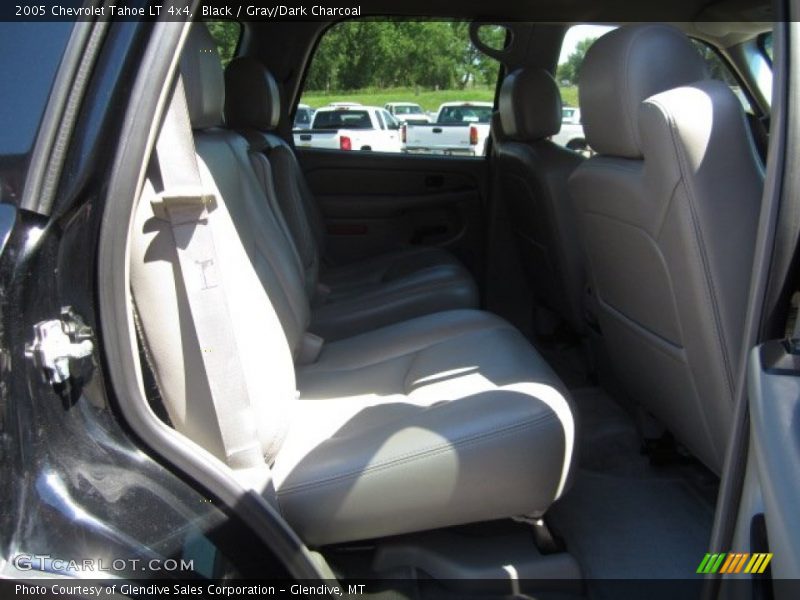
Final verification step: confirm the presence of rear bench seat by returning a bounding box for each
[224,56,479,341]
[129,25,576,547]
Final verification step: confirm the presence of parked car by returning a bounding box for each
[551,106,590,155]
[327,101,363,107]
[402,101,493,156]
[292,103,315,129]
[293,105,402,152]
[384,102,432,124]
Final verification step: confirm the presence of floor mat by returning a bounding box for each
[548,387,718,584]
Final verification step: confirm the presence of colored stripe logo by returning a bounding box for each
[697,552,773,574]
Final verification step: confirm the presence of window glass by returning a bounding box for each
[554,24,616,154]
[206,21,241,68]
[761,32,773,63]
[293,106,314,129]
[0,22,72,157]
[555,25,760,155]
[437,104,492,124]
[0,22,72,204]
[313,109,373,130]
[298,19,502,156]
[395,105,423,115]
[690,39,753,113]
[383,111,400,130]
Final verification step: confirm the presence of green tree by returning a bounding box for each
[303,20,500,93]
[448,22,503,88]
[206,21,241,67]
[556,37,596,85]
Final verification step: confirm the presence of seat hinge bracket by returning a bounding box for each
[25,307,94,386]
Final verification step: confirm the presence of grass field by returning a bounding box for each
[300,85,579,112]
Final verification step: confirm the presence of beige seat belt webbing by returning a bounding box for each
[152,77,264,471]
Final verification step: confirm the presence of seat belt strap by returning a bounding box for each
[153,77,264,470]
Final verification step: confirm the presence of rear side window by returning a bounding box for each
[0,22,72,205]
[297,19,502,156]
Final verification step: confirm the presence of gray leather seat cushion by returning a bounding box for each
[224,57,479,340]
[274,310,576,546]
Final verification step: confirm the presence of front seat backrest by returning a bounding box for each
[569,24,764,472]
[495,68,585,332]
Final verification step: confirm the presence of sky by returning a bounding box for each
[558,24,616,64]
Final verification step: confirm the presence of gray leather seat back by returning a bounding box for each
[130,25,307,462]
[495,68,585,331]
[569,24,764,472]
[225,57,325,298]
[224,58,481,342]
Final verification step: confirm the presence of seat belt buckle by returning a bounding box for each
[151,186,217,224]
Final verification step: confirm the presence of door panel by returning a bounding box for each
[743,343,800,580]
[296,148,488,279]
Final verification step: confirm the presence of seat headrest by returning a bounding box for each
[578,24,707,158]
[498,68,562,141]
[225,57,281,132]
[178,24,224,130]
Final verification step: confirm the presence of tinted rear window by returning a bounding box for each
[437,106,492,124]
[395,105,423,115]
[313,110,373,130]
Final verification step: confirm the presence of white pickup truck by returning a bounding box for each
[384,102,432,124]
[293,105,403,153]
[402,102,493,157]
